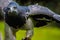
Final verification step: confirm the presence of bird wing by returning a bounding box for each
[27,5,60,21]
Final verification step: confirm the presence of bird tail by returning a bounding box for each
[53,14,60,23]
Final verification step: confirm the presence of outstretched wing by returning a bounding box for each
[27,4,60,22]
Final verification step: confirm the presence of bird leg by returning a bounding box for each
[22,18,34,40]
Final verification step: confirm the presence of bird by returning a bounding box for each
[3,1,60,40]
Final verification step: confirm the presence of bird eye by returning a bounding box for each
[13,7,17,9]
[7,8,10,10]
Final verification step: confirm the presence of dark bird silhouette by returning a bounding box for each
[3,1,60,40]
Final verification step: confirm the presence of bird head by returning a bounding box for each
[3,1,20,16]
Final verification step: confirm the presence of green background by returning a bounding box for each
[0,21,60,40]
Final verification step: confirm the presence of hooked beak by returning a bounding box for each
[7,7,18,16]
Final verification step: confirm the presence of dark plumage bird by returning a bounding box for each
[3,1,60,40]
[3,1,60,28]
[3,1,30,29]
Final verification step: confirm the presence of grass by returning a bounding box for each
[0,21,60,40]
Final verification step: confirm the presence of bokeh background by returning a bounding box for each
[0,0,60,40]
